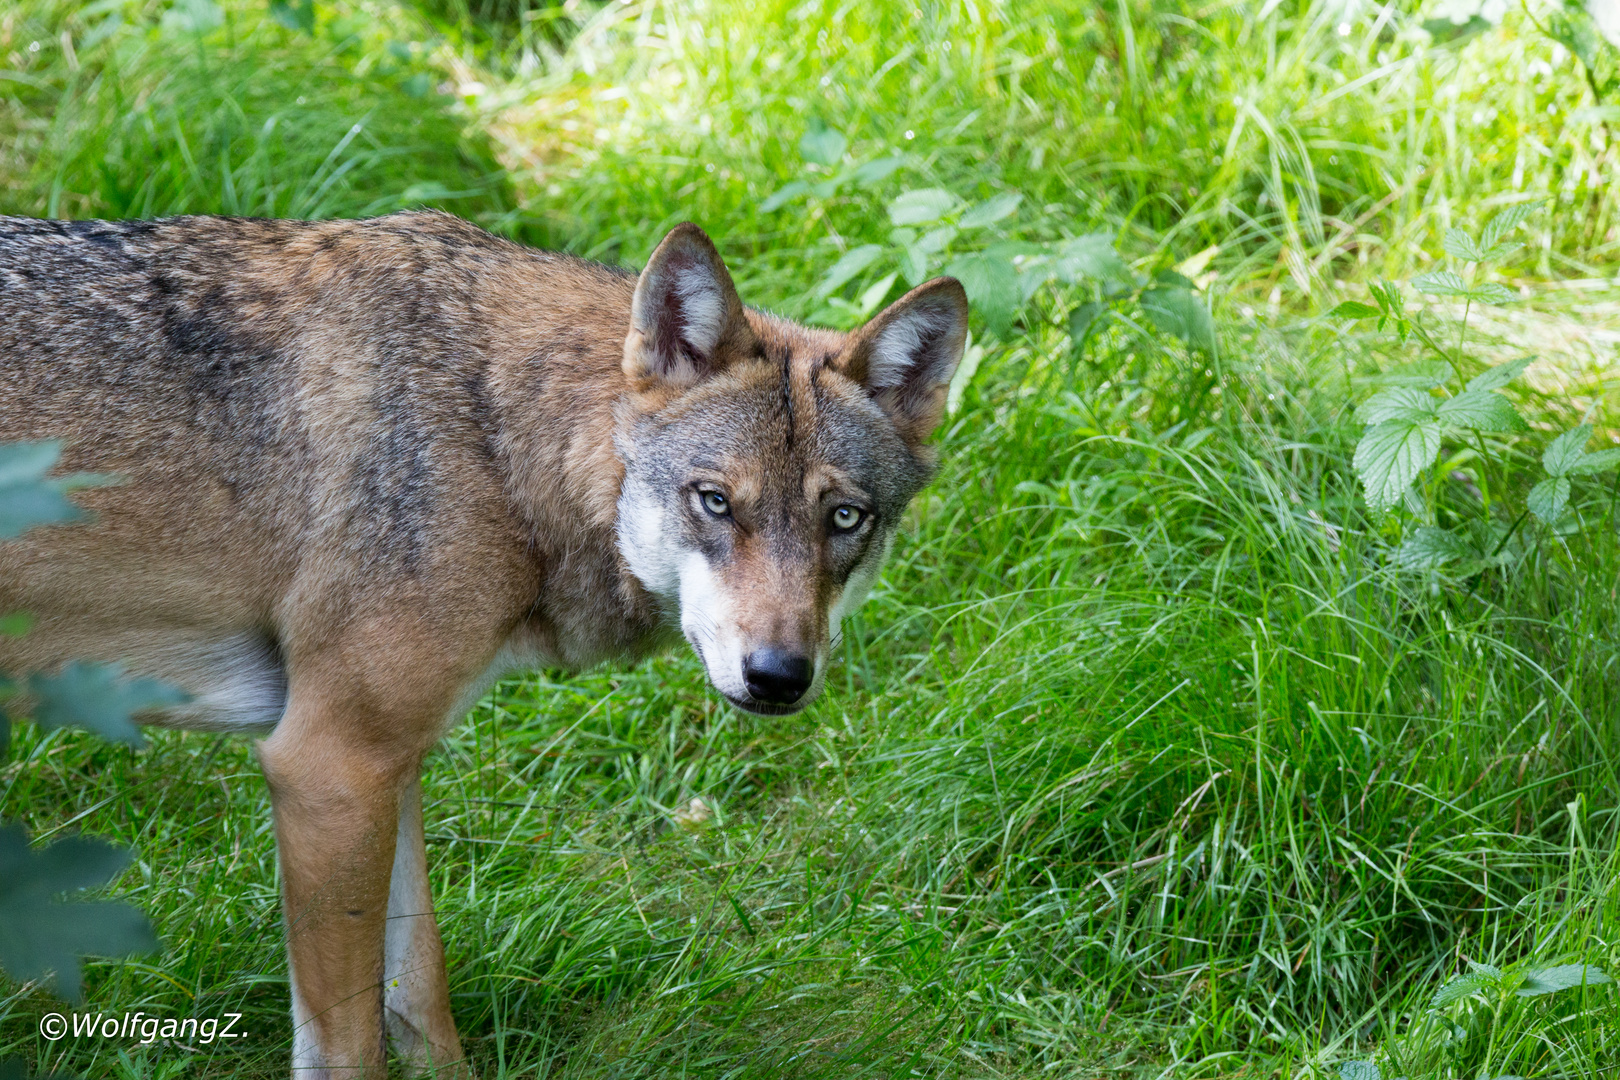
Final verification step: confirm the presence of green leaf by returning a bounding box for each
[0,824,159,1001]
[1467,282,1516,305]
[798,123,846,166]
[1339,1062,1381,1080]
[1370,360,1454,389]
[0,442,84,539]
[1479,201,1541,250]
[0,613,32,638]
[1329,300,1381,319]
[1443,228,1484,262]
[855,272,898,318]
[759,180,810,213]
[943,252,1020,339]
[1355,387,1438,426]
[26,661,190,747]
[913,225,958,255]
[161,0,223,34]
[851,155,905,187]
[268,0,314,33]
[1140,287,1216,355]
[1570,448,1620,475]
[1068,301,1105,354]
[1053,233,1128,282]
[814,244,884,299]
[1410,270,1469,296]
[1432,970,1495,1007]
[957,192,1023,230]
[1543,425,1593,478]
[1393,527,1475,571]
[1515,964,1614,996]
[1437,390,1527,432]
[1465,356,1535,393]
[899,245,929,287]
[888,188,957,226]
[1527,477,1571,523]
[1355,418,1443,511]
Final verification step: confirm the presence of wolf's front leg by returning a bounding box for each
[258,693,421,1079]
[385,774,470,1077]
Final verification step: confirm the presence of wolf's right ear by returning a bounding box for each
[624,223,753,389]
[834,277,969,444]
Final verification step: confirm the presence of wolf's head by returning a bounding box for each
[614,224,967,715]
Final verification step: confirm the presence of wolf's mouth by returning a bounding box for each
[722,691,806,717]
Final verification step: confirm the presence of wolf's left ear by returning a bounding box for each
[834,277,969,443]
[625,223,754,388]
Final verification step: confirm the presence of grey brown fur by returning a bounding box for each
[0,210,967,1077]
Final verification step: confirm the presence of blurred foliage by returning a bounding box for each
[0,444,163,1006]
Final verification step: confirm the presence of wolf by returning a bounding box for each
[0,210,967,1077]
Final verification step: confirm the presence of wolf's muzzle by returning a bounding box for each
[743,648,814,706]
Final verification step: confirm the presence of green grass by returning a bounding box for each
[3,0,1620,1076]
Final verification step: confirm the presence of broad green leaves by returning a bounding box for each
[1141,272,1216,357]
[1542,424,1620,477]
[1435,390,1526,432]
[1,438,176,1003]
[28,662,190,747]
[943,250,1020,338]
[887,188,957,226]
[814,244,884,298]
[770,121,1138,341]
[1528,424,1620,522]
[1350,362,1530,512]
[0,442,89,539]
[0,825,159,1000]
[956,191,1022,230]
[1479,202,1540,251]
[1330,199,1599,528]
[1392,526,1478,571]
[1052,233,1128,284]
[1429,960,1613,1006]
[759,180,812,213]
[268,0,315,33]
[1354,414,1444,512]
[1515,964,1614,996]
[1411,270,1515,306]
[1465,355,1535,392]
[798,120,846,167]
[758,121,906,213]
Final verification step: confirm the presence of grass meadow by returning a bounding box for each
[3,0,1620,1076]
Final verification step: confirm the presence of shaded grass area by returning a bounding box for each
[2,0,1620,1077]
[0,0,514,222]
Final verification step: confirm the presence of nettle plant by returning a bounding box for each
[1333,202,1620,571]
[763,122,1219,381]
[1340,960,1613,1080]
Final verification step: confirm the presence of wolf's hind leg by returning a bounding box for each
[385,775,471,1077]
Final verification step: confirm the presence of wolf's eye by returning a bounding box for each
[830,505,864,532]
[700,490,731,517]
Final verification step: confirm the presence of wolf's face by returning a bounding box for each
[614,225,967,715]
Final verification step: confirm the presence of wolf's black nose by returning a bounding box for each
[743,649,814,705]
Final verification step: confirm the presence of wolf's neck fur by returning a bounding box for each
[479,272,670,668]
